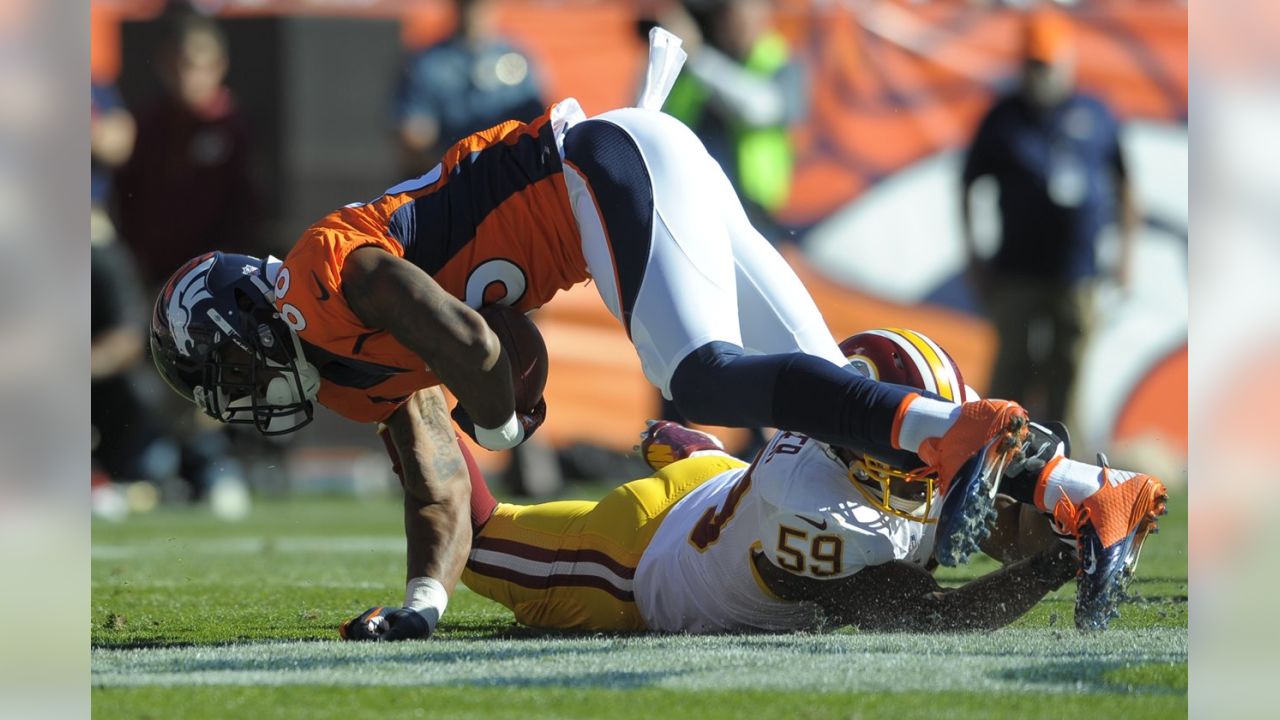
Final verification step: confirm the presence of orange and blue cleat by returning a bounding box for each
[920,399,1031,567]
[1053,457,1169,631]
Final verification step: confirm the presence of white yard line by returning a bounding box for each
[90,578,392,590]
[92,630,1187,694]
[92,536,404,559]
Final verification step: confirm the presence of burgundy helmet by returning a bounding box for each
[839,328,974,403]
[833,328,974,523]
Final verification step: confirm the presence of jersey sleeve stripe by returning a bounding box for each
[298,339,409,390]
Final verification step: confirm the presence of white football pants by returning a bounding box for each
[560,107,847,398]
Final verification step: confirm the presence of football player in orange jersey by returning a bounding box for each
[148,32,1159,639]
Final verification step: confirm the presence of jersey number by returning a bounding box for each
[688,468,754,552]
[465,259,528,309]
[776,526,843,577]
[763,432,809,463]
[273,268,306,332]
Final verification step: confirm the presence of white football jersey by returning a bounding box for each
[634,432,939,633]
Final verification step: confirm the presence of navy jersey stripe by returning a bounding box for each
[561,119,653,337]
[393,125,563,276]
[300,339,408,390]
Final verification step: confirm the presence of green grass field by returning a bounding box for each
[91,489,1187,719]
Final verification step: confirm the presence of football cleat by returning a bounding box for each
[1058,457,1168,631]
[635,420,726,471]
[922,399,1030,567]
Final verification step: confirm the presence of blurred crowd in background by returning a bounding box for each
[88,0,1188,521]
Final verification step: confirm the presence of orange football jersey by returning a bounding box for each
[275,105,587,423]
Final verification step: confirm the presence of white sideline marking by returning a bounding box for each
[92,629,1187,694]
[90,579,391,590]
[92,536,404,559]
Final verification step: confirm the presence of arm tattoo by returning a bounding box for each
[416,391,465,481]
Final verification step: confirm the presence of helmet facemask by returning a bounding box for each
[833,327,973,523]
[844,451,938,524]
[194,290,320,436]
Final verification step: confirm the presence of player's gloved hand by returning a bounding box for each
[451,397,547,450]
[634,419,726,471]
[338,606,434,642]
[339,606,391,641]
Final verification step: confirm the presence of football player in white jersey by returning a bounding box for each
[342,328,1166,639]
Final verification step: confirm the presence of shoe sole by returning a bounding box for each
[934,414,1029,567]
[1075,480,1169,631]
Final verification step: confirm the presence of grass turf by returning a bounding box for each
[92,489,1187,718]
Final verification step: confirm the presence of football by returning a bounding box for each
[479,303,548,411]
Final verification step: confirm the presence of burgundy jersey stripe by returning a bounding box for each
[466,560,636,602]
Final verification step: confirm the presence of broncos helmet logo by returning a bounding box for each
[163,253,217,357]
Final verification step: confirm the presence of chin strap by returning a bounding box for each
[273,325,321,403]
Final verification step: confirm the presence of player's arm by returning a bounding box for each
[341,387,472,642]
[385,387,472,594]
[342,246,524,449]
[755,544,1077,632]
[980,496,1065,565]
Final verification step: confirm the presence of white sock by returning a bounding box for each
[895,397,962,453]
[1038,458,1138,510]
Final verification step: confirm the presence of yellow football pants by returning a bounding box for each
[461,454,746,631]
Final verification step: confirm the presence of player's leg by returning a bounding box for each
[561,109,744,388]
[716,164,847,365]
[993,416,1168,630]
[563,109,1029,568]
[460,454,743,631]
[460,498,621,630]
[563,109,920,453]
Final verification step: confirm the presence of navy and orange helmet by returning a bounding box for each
[149,252,320,435]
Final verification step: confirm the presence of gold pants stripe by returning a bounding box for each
[461,454,746,631]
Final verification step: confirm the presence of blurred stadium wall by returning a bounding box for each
[92,0,1186,478]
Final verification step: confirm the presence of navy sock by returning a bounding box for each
[668,341,922,454]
